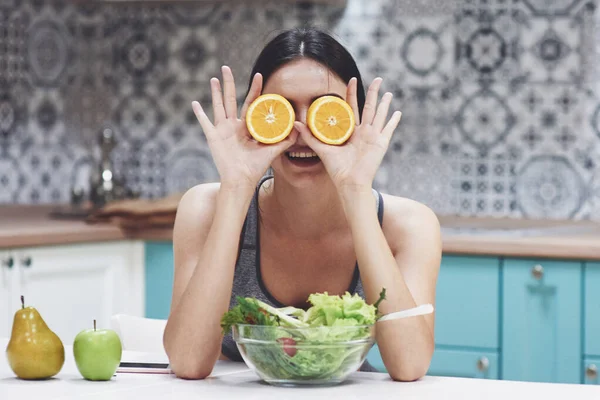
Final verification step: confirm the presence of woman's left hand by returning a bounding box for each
[294,77,402,194]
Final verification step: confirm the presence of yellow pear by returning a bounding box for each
[6,296,65,380]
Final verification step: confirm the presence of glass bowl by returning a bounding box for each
[232,324,375,386]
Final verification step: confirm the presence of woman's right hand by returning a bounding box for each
[192,66,297,192]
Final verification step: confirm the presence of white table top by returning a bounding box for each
[2,338,599,399]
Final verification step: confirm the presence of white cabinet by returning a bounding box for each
[0,249,17,338]
[0,241,144,344]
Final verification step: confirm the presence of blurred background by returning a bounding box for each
[1,0,599,220]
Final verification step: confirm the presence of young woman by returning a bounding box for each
[163,27,441,381]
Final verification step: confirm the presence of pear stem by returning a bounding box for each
[94,319,96,331]
[20,295,24,309]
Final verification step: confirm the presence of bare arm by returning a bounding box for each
[163,183,253,379]
[293,76,439,380]
[162,66,297,379]
[341,191,441,381]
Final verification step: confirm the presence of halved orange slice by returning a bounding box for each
[307,96,355,145]
[246,94,295,144]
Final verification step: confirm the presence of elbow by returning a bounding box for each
[388,361,430,382]
[171,363,213,380]
[163,326,215,380]
[387,340,434,382]
[165,346,215,380]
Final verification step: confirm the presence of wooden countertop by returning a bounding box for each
[1,205,600,260]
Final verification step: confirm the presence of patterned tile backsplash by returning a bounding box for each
[1,0,600,220]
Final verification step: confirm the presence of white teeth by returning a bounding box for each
[288,151,318,158]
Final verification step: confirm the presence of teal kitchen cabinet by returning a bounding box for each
[427,256,500,379]
[145,241,174,319]
[502,259,582,384]
[585,263,600,357]
[429,349,499,379]
[367,346,500,379]
[433,256,500,349]
[368,255,501,378]
[583,358,600,385]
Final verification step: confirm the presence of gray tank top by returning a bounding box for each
[221,175,384,372]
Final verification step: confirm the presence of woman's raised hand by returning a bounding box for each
[192,66,297,192]
[294,77,402,194]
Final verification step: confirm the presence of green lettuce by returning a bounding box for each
[303,291,379,327]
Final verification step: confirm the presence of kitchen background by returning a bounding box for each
[1,0,599,220]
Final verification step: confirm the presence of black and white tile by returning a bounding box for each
[386,85,457,156]
[521,0,586,16]
[516,155,587,219]
[63,74,114,152]
[0,151,25,203]
[114,91,165,143]
[0,82,29,148]
[454,83,517,154]
[2,0,600,221]
[513,84,589,153]
[521,16,583,83]
[15,144,79,204]
[165,147,219,194]
[168,26,218,85]
[111,139,168,200]
[26,18,72,88]
[385,15,455,87]
[380,155,458,215]
[333,16,396,82]
[215,3,288,89]
[451,153,519,217]
[455,0,524,84]
[0,12,28,84]
[28,90,65,146]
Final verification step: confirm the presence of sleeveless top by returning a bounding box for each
[221,175,385,372]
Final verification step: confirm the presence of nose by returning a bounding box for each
[295,106,308,125]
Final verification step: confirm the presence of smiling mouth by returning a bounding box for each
[285,150,321,166]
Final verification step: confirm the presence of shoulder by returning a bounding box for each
[176,182,221,217]
[379,192,441,253]
[173,182,222,240]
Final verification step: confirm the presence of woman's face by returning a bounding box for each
[262,58,348,186]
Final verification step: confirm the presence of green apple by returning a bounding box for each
[73,320,122,381]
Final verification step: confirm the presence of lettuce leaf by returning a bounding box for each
[303,291,379,327]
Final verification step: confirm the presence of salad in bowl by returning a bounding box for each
[221,289,386,386]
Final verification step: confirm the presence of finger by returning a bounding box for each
[240,73,264,120]
[271,129,299,156]
[346,77,360,125]
[381,111,403,144]
[362,77,383,125]
[191,101,214,136]
[222,66,238,119]
[293,121,328,156]
[372,92,393,133]
[210,77,227,124]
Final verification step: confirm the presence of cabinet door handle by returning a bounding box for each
[2,256,14,269]
[531,264,544,280]
[586,364,598,380]
[477,357,489,372]
[21,256,32,268]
